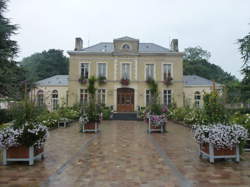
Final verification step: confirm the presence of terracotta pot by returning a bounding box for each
[7,145,44,159]
[200,143,236,156]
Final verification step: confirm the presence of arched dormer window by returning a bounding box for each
[37,90,44,107]
[122,44,130,50]
[194,91,201,107]
[52,90,59,111]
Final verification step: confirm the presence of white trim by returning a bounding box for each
[144,64,156,80]
[162,89,172,105]
[96,88,106,105]
[162,63,173,81]
[120,62,132,80]
[79,62,90,78]
[96,62,108,79]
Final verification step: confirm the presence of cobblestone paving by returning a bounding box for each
[0,120,250,187]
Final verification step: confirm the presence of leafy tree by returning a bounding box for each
[238,32,250,67]
[183,46,237,84]
[238,31,250,104]
[0,0,25,99]
[21,49,69,82]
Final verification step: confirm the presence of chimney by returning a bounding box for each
[75,37,83,51]
[170,39,178,52]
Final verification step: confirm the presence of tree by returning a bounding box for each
[238,32,250,67]
[183,46,237,84]
[183,46,211,62]
[238,31,250,105]
[0,0,25,99]
[21,49,69,82]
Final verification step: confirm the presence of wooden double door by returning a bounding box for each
[117,88,134,112]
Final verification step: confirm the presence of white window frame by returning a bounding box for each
[80,89,88,104]
[162,63,173,81]
[96,62,108,79]
[145,64,155,80]
[80,62,90,79]
[163,89,172,106]
[145,89,154,106]
[96,89,106,105]
[120,62,132,80]
[194,91,201,107]
[37,90,44,107]
[51,90,59,111]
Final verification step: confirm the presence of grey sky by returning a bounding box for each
[7,0,250,79]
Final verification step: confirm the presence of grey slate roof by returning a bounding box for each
[183,75,222,86]
[79,42,170,53]
[36,75,68,86]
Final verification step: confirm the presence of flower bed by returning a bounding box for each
[193,124,248,163]
[79,114,101,133]
[0,122,48,165]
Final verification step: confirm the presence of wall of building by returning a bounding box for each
[68,53,184,110]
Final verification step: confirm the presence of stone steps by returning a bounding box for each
[112,112,138,121]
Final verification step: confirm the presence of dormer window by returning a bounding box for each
[122,44,130,50]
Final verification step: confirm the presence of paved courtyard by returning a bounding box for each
[0,120,250,187]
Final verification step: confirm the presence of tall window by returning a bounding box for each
[80,89,88,104]
[97,89,105,104]
[52,90,58,111]
[37,90,44,107]
[194,91,201,107]
[80,63,89,79]
[146,90,153,106]
[146,64,154,80]
[163,90,172,105]
[163,64,172,80]
[98,63,106,78]
[122,63,130,80]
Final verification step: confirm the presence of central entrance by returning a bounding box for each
[117,88,134,112]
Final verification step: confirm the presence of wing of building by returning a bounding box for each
[31,37,223,111]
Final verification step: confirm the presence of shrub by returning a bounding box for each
[36,112,60,129]
[0,109,12,124]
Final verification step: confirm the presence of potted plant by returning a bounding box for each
[98,76,107,85]
[78,75,88,84]
[192,124,248,163]
[120,78,130,85]
[0,100,48,165]
[163,72,173,86]
[148,114,166,133]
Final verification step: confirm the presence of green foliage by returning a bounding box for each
[101,106,112,120]
[0,0,25,99]
[87,76,97,97]
[183,47,237,84]
[36,111,60,129]
[11,100,46,128]
[240,66,250,104]
[0,109,12,124]
[203,91,229,125]
[238,32,250,67]
[81,102,101,122]
[98,76,107,85]
[230,113,250,132]
[21,49,69,82]
[57,107,80,120]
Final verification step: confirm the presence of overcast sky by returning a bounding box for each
[6,0,250,79]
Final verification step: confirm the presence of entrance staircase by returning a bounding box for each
[112,112,138,121]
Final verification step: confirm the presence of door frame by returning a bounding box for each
[117,88,135,112]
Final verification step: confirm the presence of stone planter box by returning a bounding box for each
[82,122,99,133]
[2,145,44,165]
[147,116,165,133]
[199,143,240,163]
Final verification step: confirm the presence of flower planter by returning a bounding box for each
[3,145,44,165]
[120,79,129,86]
[147,115,166,133]
[82,122,99,133]
[199,143,240,163]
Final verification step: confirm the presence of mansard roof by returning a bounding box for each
[36,75,68,86]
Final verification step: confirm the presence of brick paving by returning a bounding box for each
[0,120,250,187]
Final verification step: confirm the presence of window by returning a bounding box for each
[122,44,130,50]
[52,90,58,111]
[163,90,172,105]
[98,63,106,78]
[194,91,201,107]
[122,63,130,80]
[37,90,44,107]
[97,89,105,104]
[146,90,153,106]
[163,64,172,80]
[80,63,89,79]
[80,89,88,104]
[146,64,154,80]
